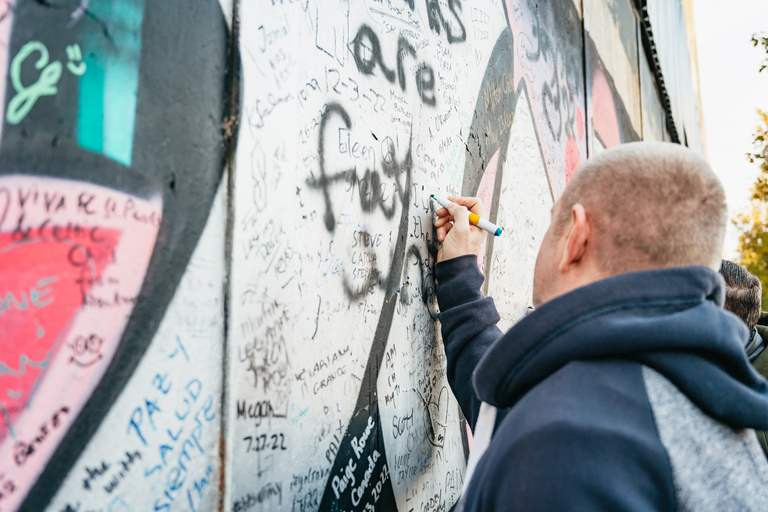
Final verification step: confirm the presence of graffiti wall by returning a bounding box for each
[0,0,699,511]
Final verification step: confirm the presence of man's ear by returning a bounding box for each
[558,203,590,272]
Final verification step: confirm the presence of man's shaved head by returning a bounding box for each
[555,142,727,273]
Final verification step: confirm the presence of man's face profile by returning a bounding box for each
[532,200,562,308]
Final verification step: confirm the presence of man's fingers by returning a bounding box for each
[434,216,451,228]
[436,223,453,241]
[447,196,486,218]
[447,196,476,206]
[435,206,450,218]
[446,201,470,231]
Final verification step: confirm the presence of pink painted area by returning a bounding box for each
[564,135,580,185]
[0,175,162,510]
[0,228,121,431]
[465,422,473,452]
[592,69,622,148]
[577,106,584,141]
[476,149,500,274]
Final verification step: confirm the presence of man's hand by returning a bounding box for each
[434,196,488,262]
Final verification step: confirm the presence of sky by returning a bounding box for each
[694,0,768,258]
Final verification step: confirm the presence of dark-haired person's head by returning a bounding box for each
[719,260,762,330]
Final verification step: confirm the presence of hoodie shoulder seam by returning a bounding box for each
[639,365,678,510]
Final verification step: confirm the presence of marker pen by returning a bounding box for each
[431,195,503,237]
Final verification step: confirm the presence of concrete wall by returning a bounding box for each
[0,1,231,511]
[0,1,700,511]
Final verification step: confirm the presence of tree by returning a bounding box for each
[752,32,768,73]
[735,32,768,305]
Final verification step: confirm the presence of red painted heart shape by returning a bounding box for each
[0,226,121,438]
[0,175,162,510]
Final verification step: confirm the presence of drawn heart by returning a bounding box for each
[426,385,450,446]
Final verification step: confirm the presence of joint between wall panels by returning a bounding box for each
[580,0,590,159]
[220,0,241,510]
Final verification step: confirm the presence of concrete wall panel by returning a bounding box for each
[0,1,230,510]
[584,0,642,142]
[646,0,703,152]
[639,28,666,142]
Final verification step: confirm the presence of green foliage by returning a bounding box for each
[734,199,768,307]
[735,35,768,305]
[752,32,768,73]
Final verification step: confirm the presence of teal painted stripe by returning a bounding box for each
[78,58,104,154]
[77,0,145,167]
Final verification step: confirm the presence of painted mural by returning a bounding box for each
[0,0,699,511]
[0,0,230,510]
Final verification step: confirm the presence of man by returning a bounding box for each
[720,260,765,361]
[719,259,768,455]
[756,313,768,452]
[434,142,768,511]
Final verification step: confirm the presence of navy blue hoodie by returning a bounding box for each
[436,255,768,511]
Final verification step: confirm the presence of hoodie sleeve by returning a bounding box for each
[435,255,502,429]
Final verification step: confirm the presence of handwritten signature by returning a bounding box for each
[6,41,87,125]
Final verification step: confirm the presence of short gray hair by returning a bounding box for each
[556,142,727,273]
